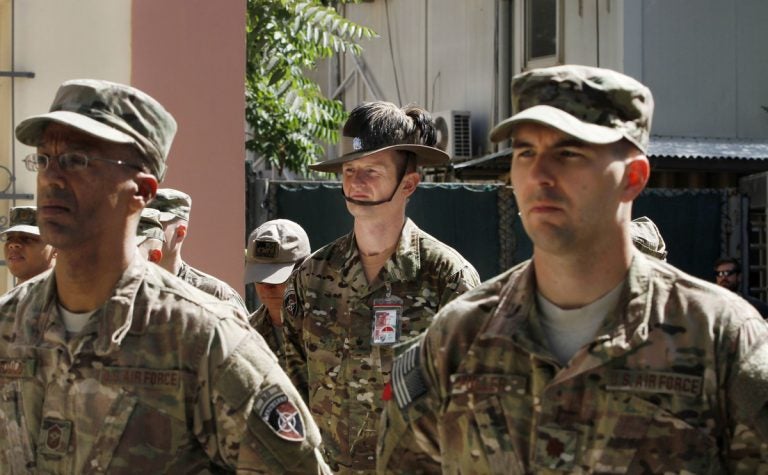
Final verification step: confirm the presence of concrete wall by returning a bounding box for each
[341,0,498,157]
[1,0,246,294]
[2,0,132,293]
[635,0,768,139]
[132,0,246,295]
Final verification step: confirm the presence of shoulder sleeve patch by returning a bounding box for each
[391,341,429,410]
[283,286,298,318]
[254,384,305,442]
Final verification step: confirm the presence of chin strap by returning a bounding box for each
[342,164,408,207]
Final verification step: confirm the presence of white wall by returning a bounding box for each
[1,0,131,291]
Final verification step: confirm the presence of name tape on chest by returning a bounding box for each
[605,369,703,398]
[392,341,429,410]
[0,358,36,379]
[254,384,306,442]
[100,367,181,388]
[450,374,528,395]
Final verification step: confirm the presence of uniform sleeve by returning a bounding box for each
[280,271,309,402]
[197,316,329,474]
[377,334,444,474]
[725,314,768,470]
[437,263,481,310]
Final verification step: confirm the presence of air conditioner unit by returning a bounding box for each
[433,110,472,160]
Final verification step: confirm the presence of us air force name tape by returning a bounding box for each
[392,340,429,410]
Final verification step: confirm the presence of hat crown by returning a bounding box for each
[246,219,310,264]
[17,79,177,181]
[148,188,191,222]
[512,65,653,151]
[9,206,37,227]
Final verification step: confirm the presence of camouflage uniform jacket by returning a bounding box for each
[0,257,329,474]
[283,218,480,473]
[177,260,247,312]
[249,304,300,369]
[379,252,768,474]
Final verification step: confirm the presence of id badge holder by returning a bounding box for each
[371,283,403,346]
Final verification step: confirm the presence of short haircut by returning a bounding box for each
[714,256,741,273]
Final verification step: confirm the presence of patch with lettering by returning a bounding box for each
[283,287,298,317]
[0,358,36,379]
[100,367,181,388]
[392,341,429,409]
[450,374,527,395]
[254,385,305,441]
[605,370,703,398]
[253,241,279,259]
[38,418,72,456]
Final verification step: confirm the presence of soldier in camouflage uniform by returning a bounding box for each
[245,219,310,365]
[282,101,480,473]
[136,207,165,263]
[1,206,57,285]
[0,79,329,474]
[378,65,768,473]
[148,187,248,311]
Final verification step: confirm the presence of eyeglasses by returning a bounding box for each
[714,269,738,278]
[23,152,145,173]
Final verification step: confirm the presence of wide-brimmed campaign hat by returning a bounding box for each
[310,101,449,173]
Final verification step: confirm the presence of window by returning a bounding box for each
[523,0,562,69]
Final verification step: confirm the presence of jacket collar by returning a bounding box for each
[14,255,150,356]
[330,217,422,291]
[478,251,654,363]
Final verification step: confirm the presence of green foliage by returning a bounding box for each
[246,1,376,175]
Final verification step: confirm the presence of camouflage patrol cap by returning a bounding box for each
[490,65,654,152]
[15,79,177,181]
[136,208,165,244]
[147,188,191,222]
[310,101,449,173]
[1,206,40,236]
[631,216,667,261]
[245,219,310,284]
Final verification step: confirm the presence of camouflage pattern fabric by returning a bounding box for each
[249,304,302,369]
[378,251,768,474]
[490,65,654,153]
[0,256,330,474]
[15,79,176,182]
[177,261,247,313]
[282,218,480,473]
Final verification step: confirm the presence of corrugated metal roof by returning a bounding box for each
[451,136,768,170]
[649,136,768,160]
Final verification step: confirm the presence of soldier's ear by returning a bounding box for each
[401,171,420,197]
[176,224,187,240]
[623,156,649,202]
[148,249,163,263]
[135,175,158,205]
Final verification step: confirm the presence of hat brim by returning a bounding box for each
[309,144,450,173]
[244,261,294,285]
[1,225,40,236]
[15,110,135,147]
[489,105,624,145]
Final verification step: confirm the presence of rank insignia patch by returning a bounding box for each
[255,385,305,441]
[38,418,72,456]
